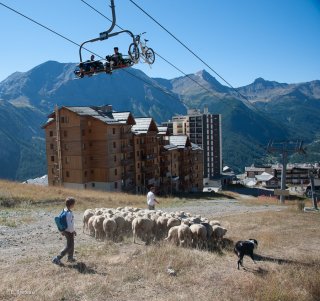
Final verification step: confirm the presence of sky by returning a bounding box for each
[0,0,319,87]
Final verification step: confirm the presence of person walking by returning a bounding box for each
[52,197,77,265]
[147,186,159,210]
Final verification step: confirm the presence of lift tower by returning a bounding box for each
[267,140,306,204]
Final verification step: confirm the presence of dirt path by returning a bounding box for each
[0,198,285,263]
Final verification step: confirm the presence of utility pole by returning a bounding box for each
[267,140,305,204]
[308,170,318,210]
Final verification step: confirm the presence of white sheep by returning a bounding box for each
[209,220,221,226]
[82,209,95,233]
[87,215,96,237]
[165,225,179,246]
[178,224,193,248]
[190,224,208,249]
[92,215,105,240]
[167,217,181,229]
[132,217,154,244]
[103,218,117,241]
[211,225,227,247]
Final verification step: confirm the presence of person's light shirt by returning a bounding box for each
[147,191,156,206]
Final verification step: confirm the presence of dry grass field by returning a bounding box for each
[0,180,319,301]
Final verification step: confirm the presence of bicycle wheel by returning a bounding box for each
[128,43,140,63]
[145,47,155,64]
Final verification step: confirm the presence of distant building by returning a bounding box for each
[163,107,222,180]
[244,163,320,186]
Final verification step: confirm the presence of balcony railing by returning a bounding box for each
[141,153,157,160]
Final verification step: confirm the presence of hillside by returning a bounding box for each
[0,62,319,180]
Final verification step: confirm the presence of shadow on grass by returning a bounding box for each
[253,254,313,266]
[61,262,107,275]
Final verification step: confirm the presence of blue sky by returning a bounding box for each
[0,0,319,86]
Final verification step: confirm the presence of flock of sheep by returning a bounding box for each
[83,207,228,249]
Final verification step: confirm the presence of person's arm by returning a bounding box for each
[153,193,159,204]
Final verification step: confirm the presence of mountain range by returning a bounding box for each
[0,61,319,180]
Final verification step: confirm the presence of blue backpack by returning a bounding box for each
[54,209,69,232]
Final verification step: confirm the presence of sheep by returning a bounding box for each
[112,215,126,240]
[87,215,96,237]
[178,224,193,247]
[132,217,154,245]
[190,224,208,249]
[211,225,227,248]
[156,216,169,239]
[165,225,180,246]
[82,209,95,233]
[92,215,105,240]
[209,220,221,226]
[167,217,181,229]
[102,218,117,241]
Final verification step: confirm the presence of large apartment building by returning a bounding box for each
[43,105,135,191]
[163,107,222,180]
[43,105,203,193]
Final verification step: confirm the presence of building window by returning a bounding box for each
[88,121,91,126]
[92,183,95,188]
[49,131,53,137]
[89,142,93,147]
[82,144,86,150]
[137,151,140,157]
[82,129,85,136]
[89,129,92,134]
[61,116,65,123]
[50,144,54,150]
[113,141,116,148]
[114,155,117,162]
[113,128,116,135]
[90,156,93,161]
[91,170,94,175]
[65,157,70,164]
[51,156,54,162]
[64,144,68,150]
[84,171,87,177]
[114,182,118,189]
[66,171,70,177]
[115,169,117,176]
[64,130,68,138]
[138,163,140,169]
[138,175,140,180]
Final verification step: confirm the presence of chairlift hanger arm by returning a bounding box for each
[79,0,136,62]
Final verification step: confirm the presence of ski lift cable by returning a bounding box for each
[79,0,215,95]
[0,1,183,103]
[128,0,251,103]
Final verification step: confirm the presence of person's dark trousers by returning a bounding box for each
[57,232,74,260]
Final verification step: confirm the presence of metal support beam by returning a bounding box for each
[267,140,306,204]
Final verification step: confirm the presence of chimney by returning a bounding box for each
[100,105,113,112]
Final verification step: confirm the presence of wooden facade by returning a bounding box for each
[43,105,204,194]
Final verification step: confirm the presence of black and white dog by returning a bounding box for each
[234,239,258,269]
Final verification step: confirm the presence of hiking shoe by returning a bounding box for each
[67,258,76,263]
[52,256,61,265]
